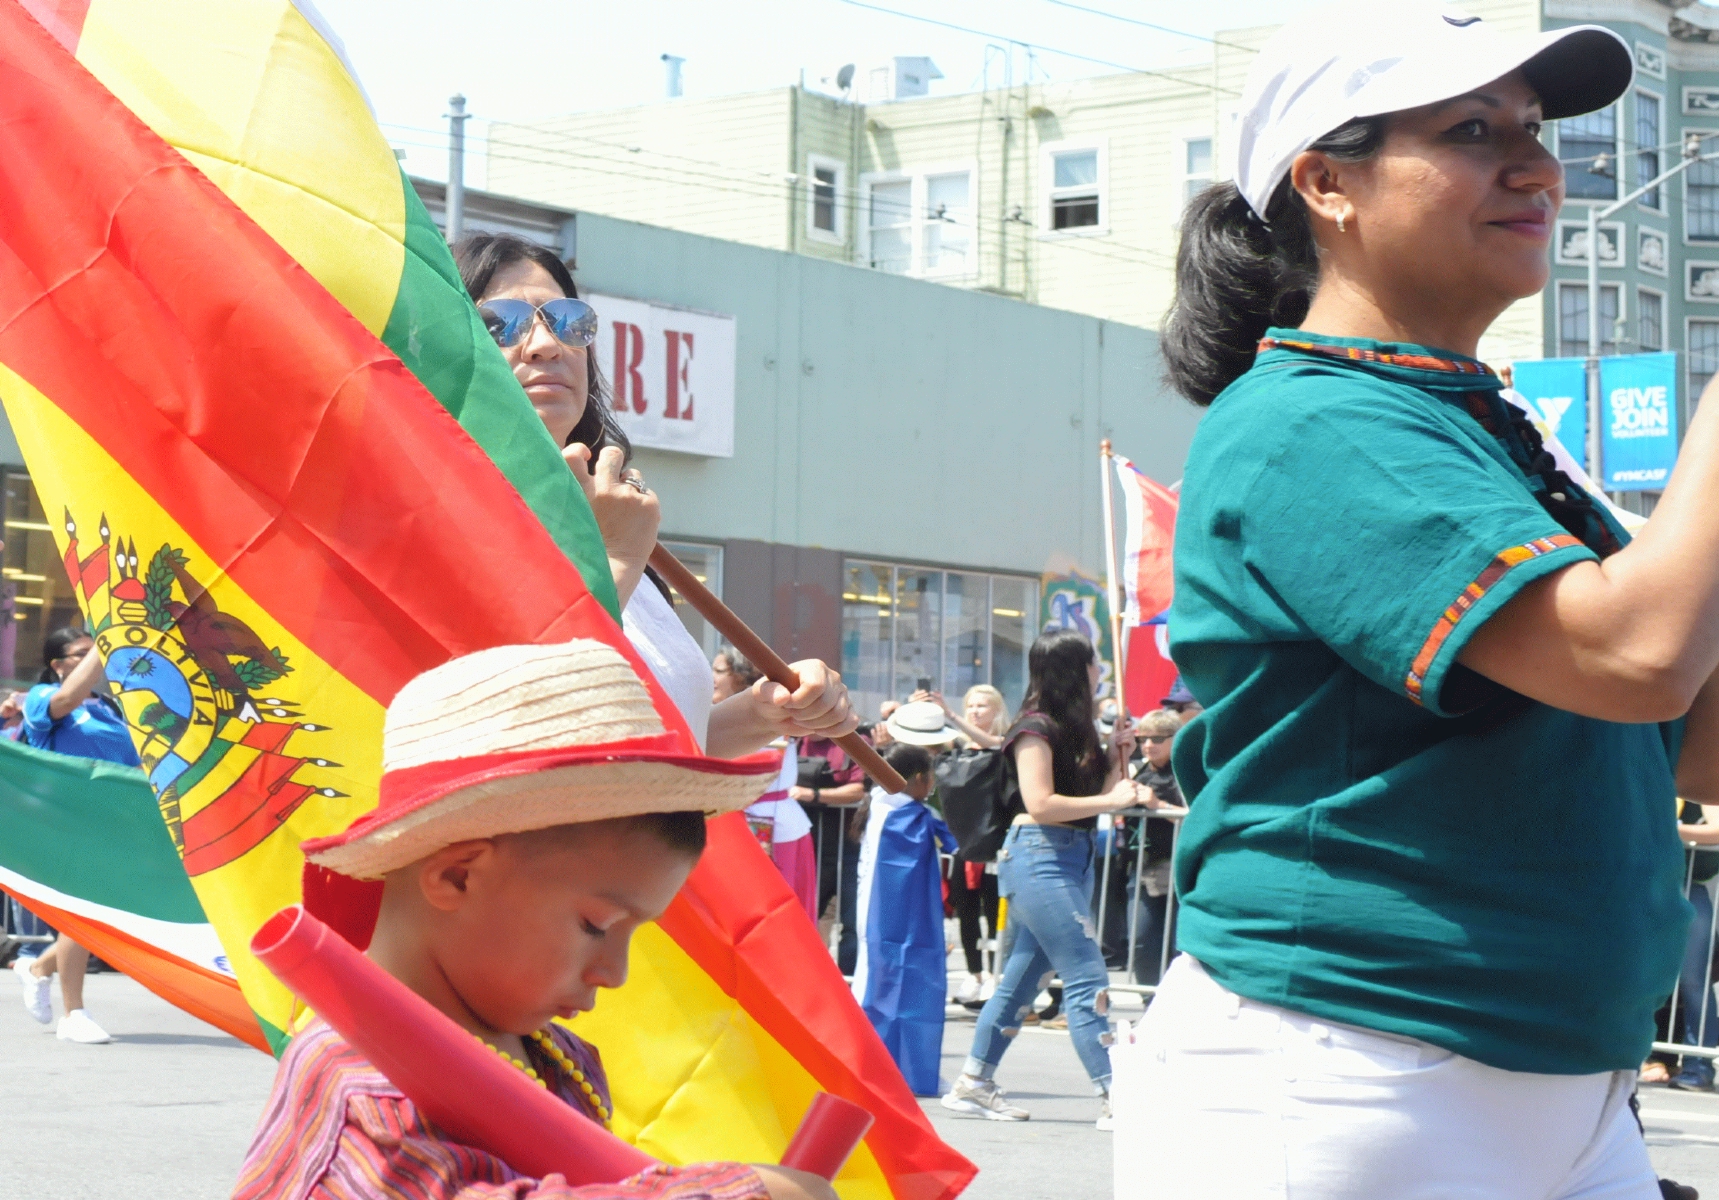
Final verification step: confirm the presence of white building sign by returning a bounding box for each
[586,292,737,458]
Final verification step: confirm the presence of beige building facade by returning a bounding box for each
[489,1,1719,385]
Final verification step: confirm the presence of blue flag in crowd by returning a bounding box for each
[852,786,958,1097]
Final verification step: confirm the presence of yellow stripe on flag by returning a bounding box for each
[573,925,890,1200]
[0,362,385,1036]
[76,0,406,335]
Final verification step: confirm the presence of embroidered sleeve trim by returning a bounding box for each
[1404,535,1583,706]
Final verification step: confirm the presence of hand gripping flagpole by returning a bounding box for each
[648,543,906,794]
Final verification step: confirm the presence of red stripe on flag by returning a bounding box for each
[0,2,679,726]
[661,814,977,1200]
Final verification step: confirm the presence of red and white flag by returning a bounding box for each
[1113,454,1179,624]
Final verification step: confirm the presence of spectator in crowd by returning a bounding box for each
[15,627,138,1044]
[942,630,1141,1129]
[1650,802,1719,1090]
[713,645,763,700]
[884,700,961,750]
[453,231,856,760]
[1160,677,1202,726]
[791,735,868,974]
[1129,709,1190,984]
[921,686,1010,1007]
[852,741,957,1096]
[1,690,24,740]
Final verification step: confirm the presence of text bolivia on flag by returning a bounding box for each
[0,4,973,1196]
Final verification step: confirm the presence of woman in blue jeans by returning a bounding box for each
[941,630,1141,1129]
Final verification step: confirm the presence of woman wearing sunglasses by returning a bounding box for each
[1134,4,1718,1196]
[453,234,855,759]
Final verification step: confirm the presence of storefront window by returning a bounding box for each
[893,568,941,700]
[3,471,80,689]
[658,539,723,662]
[841,559,1038,724]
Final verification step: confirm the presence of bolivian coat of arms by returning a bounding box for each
[62,511,342,876]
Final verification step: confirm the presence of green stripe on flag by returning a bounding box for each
[0,738,203,925]
[379,171,619,619]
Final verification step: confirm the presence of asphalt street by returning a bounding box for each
[4,974,1719,1199]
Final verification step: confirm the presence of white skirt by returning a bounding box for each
[1114,956,1658,1200]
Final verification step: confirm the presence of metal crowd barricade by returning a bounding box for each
[1651,845,1719,1063]
[1094,805,1185,999]
[2,894,54,962]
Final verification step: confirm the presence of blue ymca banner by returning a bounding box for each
[1510,357,1588,461]
[1599,352,1679,492]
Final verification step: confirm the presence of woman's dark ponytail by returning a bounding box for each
[1161,116,1388,406]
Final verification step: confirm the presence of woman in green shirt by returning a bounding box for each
[1135,5,1719,1197]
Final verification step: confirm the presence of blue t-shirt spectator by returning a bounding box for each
[23,684,140,766]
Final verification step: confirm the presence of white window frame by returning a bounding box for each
[1639,226,1669,276]
[805,153,847,245]
[1637,285,1666,351]
[1688,260,1719,303]
[1636,88,1666,214]
[1687,315,1719,409]
[1175,131,1215,220]
[1556,280,1622,356]
[1559,105,1621,203]
[1684,126,1719,245]
[1038,137,1109,239]
[858,162,979,280]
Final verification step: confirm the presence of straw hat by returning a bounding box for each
[884,701,960,747]
[300,640,779,879]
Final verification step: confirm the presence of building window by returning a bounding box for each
[867,179,913,273]
[1557,282,1620,357]
[1688,143,1719,242]
[1639,288,1664,350]
[805,154,846,243]
[1691,319,1719,408]
[1182,137,1213,208]
[1560,105,1618,200]
[923,171,971,274]
[1637,92,1662,210]
[2,470,80,689]
[861,168,976,277]
[841,560,1039,720]
[1040,140,1107,235]
[658,539,723,661]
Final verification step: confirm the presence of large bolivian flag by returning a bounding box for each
[0,3,973,1198]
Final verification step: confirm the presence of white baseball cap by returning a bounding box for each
[1230,1,1633,218]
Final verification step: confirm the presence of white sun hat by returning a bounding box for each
[1231,1,1633,218]
[300,640,779,880]
[885,700,961,747]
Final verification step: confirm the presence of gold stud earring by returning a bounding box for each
[1336,213,1347,234]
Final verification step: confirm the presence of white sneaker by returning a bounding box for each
[56,1009,111,1044]
[13,957,51,1024]
[940,1074,1029,1121]
[979,973,997,1001]
[1096,1094,1115,1132]
[954,975,982,1005]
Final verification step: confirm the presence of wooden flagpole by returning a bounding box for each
[648,544,906,794]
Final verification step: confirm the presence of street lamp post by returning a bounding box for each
[1583,134,1711,484]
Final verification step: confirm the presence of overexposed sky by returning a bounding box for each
[312,0,1326,186]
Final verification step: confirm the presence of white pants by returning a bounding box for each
[1126,956,1658,1200]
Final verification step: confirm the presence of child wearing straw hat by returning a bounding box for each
[231,640,835,1200]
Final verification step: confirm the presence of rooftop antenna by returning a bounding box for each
[661,54,684,99]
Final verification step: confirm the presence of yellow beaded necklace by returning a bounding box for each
[473,1029,612,1129]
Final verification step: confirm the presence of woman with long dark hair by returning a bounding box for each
[451,234,854,759]
[14,626,141,1044]
[941,629,1140,1128]
[1134,7,1715,1194]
